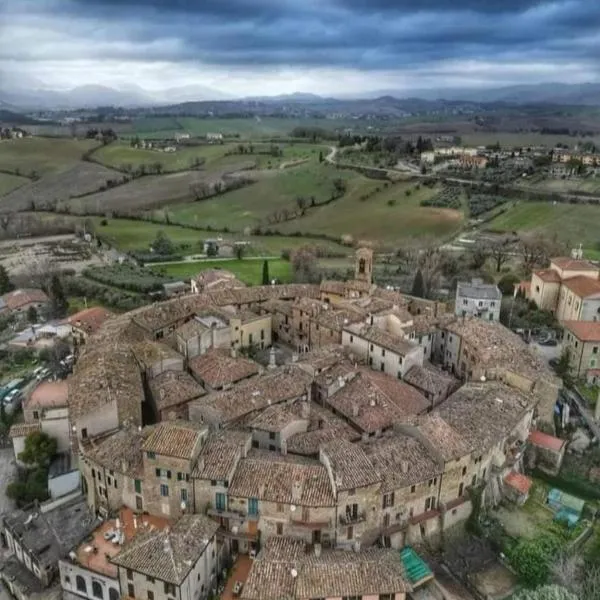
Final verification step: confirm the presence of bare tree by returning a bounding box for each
[520,232,566,273]
[291,245,319,283]
[0,213,12,234]
[489,236,512,272]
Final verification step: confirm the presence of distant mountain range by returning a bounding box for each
[3,70,600,111]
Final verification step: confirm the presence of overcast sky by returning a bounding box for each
[1,0,600,96]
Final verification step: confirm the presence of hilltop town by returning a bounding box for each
[1,247,597,600]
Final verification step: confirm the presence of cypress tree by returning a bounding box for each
[411,269,425,298]
[262,260,270,285]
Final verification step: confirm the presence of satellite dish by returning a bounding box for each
[291,569,298,578]
[480,375,486,382]
[232,526,239,534]
[290,505,296,512]
[180,501,187,511]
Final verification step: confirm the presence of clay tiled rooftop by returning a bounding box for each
[320,438,381,491]
[248,401,308,433]
[142,420,207,459]
[242,538,409,600]
[229,451,335,506]
[175,318,210,341]
[436,382,534,454]
[68,346,143,423]
[296,345,347,375]
[362,433,442,492]
[563,320,600,342]
[193,430,251,481]
[504,471,532,495]
[551,257,598,271]
[68,306,114,335]
[9,422,40,438]
[192,268,246,291]
[320,280,346,295]
[149,370,206,411]
[188,349,259,389]
[533,269,562,283]
[562,275,600,298]
[131,340,182,369]
[325,369,429,434]
[81,426,153,478]
[417,414,471,461]
[286,403,360,456]
[404,362,458,400]
[26,380,68,409]
[111,514,219,585]
[74,507,169,578]
[190,366,311,425]
[345,322,418,356]
[3,288,48,311]
[444,317,557,382]
[528,430,566,452]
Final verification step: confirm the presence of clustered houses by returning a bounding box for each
[552,148,600,166]
[0,250,566,600]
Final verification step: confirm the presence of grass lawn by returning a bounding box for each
[0,137,100,176]
[487,200,600,253]
[517,175,600,195]
[168,164,379,231]
[278,180,463,244]
[151,258,292,284]
[0,172,30,197]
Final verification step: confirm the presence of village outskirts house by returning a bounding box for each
[455,278,501,322]
[562,320,600,377]
[2,289,49,316]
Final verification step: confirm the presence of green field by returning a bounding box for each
[487,201,600,252]
[277,180,463,243]
[0,137,100,176]
[91,142,238,172]
[517,175,600,195]
[79,217,348,256]
[151,258,292,284]
[168,164,378,231]
[0,172,29,196]
[91,140,327,174]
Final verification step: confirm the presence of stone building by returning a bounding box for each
[455,278,501,322]
[141,421,209,518]
[148,370,206,421]
[188,348,259,392]
[111,514,219,600]
[562,320,600,377]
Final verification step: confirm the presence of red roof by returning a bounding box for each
[533,269,561,283]
[528,430,566,452]
[3,288,49,310]
[551,257,598,271]
[563,320,600,342]
[561,275,600,298]
[504,471,532,495]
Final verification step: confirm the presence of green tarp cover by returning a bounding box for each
[399,546,433,586]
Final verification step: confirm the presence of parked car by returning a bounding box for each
[3,389,22,414]
[539,338,558,347]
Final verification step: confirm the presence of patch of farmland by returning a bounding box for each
[70,169,233,214]
[0,173,30,197]
[0,162,124,212]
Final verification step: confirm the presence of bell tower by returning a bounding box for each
[355,247,373,285]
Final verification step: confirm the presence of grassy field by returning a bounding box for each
[0,137,100,176]
[487,200,600,252]
[91,140,327,173]
[151,258,292,284]
[0,172,30,197]
[80,217,348,256]
[277,180,463,244]
[167,164,378,231]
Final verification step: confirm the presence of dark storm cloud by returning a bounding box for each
[5,0,600,73]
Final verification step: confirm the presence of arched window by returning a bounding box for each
[358,258,366,274]
[76,576,87,593]
[92,581,103,599]
[109,589,119,600]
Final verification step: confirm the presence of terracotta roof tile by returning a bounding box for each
[320,438,381,491]
[27,380,68,409]
[111,514,218,585]
[193,431,251,481]
[563,320,600,342]
[417,414,471,461]
[67,307,114,335]
[229,451,335,506]
[188,349,259,389]
[3,288,48,310]
[533,269,562,283]
[551,257,598,271]
[504,471,532,495]
[142,420,207,459]
[149,370,206,411]
[562,275,600,298]
[528,430,566,452]
[9,422,40,438]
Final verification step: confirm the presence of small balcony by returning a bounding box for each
[339,511,366,526]
[207,507,245,521]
